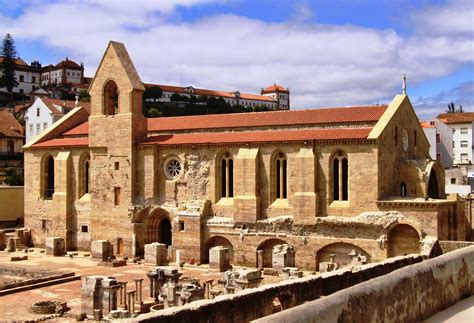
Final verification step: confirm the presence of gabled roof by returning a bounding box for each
[436,112,474,124]
[147,105,387,132]
[143,127,373,146]
[0,109,24,138]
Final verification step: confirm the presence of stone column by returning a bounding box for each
[146,272,156,299]
[257,250,264,270]
[120,282,128,310]
[134,278,143,305]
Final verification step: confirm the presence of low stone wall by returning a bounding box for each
[0,186,24,224]
[254,246,474,323]
[439,240,474,254]
[135,255,422,322]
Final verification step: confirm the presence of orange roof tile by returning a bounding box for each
[63,122,89,136]
[54,59,81,69]
[0,109,24,138]
[263,84,288,93]
[33,137,88,148]
[147,105,387,132]
[420,121,435,128]
[142,127,372,146]
[436,112,474,124]
[0,57,28,66]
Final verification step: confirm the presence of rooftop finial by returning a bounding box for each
[75,95,79,108]
[402,74,407,95]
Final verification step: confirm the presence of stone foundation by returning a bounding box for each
[91,240,113,261]
[144,243,167,266]
[45,237,65,256]
[209,246,230,272]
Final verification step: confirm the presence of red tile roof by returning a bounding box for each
[142,127,373,146]
[54,59,81,69]
[63,122,89,136]
[0,57,28,66]
[0,109,24,138]
[33,137,88,148]
[262,84,288,93]
[437,112,474,124]
[147,105,387,132]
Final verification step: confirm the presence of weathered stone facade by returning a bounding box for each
[23,41,469,271]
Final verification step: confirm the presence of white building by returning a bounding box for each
[0,57,41,95]
[420,119,453,168]
[148,83,290,110]
[437,112,474,165]
[24,97,90,143]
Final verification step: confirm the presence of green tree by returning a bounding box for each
[0,34,19,93]
[4,168,24,186]
[78,89,90,102]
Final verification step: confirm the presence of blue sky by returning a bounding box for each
[1,0,472,118]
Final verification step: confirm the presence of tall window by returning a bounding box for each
[220,152,233,198]
[401,182,407,197]
[275,152,287,199]
[80,155,91,196]
[332,150,348,201]
[44,155,55,199]
[394,126,398,145]
[104,80,119,115]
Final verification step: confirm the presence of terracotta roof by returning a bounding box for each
[146,84,275,102]
[420,121,435,129]
[63,122,89,136]
[437,112,474,124]
[0,109,24,138]
[33,137,88,148]
[263,84,288,93]
[147,105,387,132]
[55,59,81,69]
[0,57,28,66]
[39,98,90,114]
[143,127,373,146]
[14,102,33,114]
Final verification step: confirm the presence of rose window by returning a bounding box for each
[166,159,182,179]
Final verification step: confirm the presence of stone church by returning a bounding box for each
[24,42,467,271]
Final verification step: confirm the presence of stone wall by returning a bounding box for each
[136,254,422,322]
[254,246,474,323]
[0,186,24,223]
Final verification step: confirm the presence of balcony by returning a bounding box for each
[0,151,23,160]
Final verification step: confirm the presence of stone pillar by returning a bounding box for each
[233,148,260,222]
[6,237,16,252]
[134,278,143,305]
[45,237,65,256]
[257,250,264,270]
[0,230,5,250]
[146,272,156,299]
[209,246,230,271]
[91,240,113,261]
[81,276,118,317]
[144,243,167,265]
[101,277,119,316]
[293,147,318,225]
[272,244,296,272]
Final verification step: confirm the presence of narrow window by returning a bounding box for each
[219,153,234,198]
[42,219,47,230]
[114,161,119,170]
[332,151,348,201]
[394,126,398,145]
[414,130,417,147]
[36,108,40,117]
[401,182,407,197]
[114,187,121,205]
[104,80,119,115]
[179,221,185,231]
[85,159,90,194]
[451,178,456,184]
[44,155,55,199]
[275,152,287,199]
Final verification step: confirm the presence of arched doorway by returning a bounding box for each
[158,218,172,247]
[202,236,234,264]
[257,238,287,268]
[315,242,370,271]
[144,210,172,246]
[387,224,420,257]
[428,169,440,199]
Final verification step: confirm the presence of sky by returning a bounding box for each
[0,0,472,119]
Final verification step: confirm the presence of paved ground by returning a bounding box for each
[424,295,474,323]
[0,249,282,321]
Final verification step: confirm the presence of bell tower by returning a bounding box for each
[87,41,146,253]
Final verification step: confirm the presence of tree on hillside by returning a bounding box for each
[0,34,19,93]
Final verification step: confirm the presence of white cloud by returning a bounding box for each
[1,0,472,117]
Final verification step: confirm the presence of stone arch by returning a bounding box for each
[144,208,172,246]
[315,242,370,270]
[270,150,288,200]
[42,154,55,199]
[103,79,119,115]
[425,161,445,199]
[387,224,420,257]
[202,236,234,264]
[257,238,288,268]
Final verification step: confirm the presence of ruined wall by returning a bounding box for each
[136,255,422,323]
[256,245,474,323]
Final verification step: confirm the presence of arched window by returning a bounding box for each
[332,150,348,201]
[394,126,398,146]
[401,182,407,197]
[103,80,119,115]
[275,152,287,199]
[44,155,54,199]
[219,152,233,198]
[85,159,90,194]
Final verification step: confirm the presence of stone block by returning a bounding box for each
[209,246,230,272]
[144,242,168,265]
[6,237,16,252]
[45,237,65,256]
[91,240,113,261]
[81,275,119,318]
[272,244,295,272]
[282,267,303,280]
